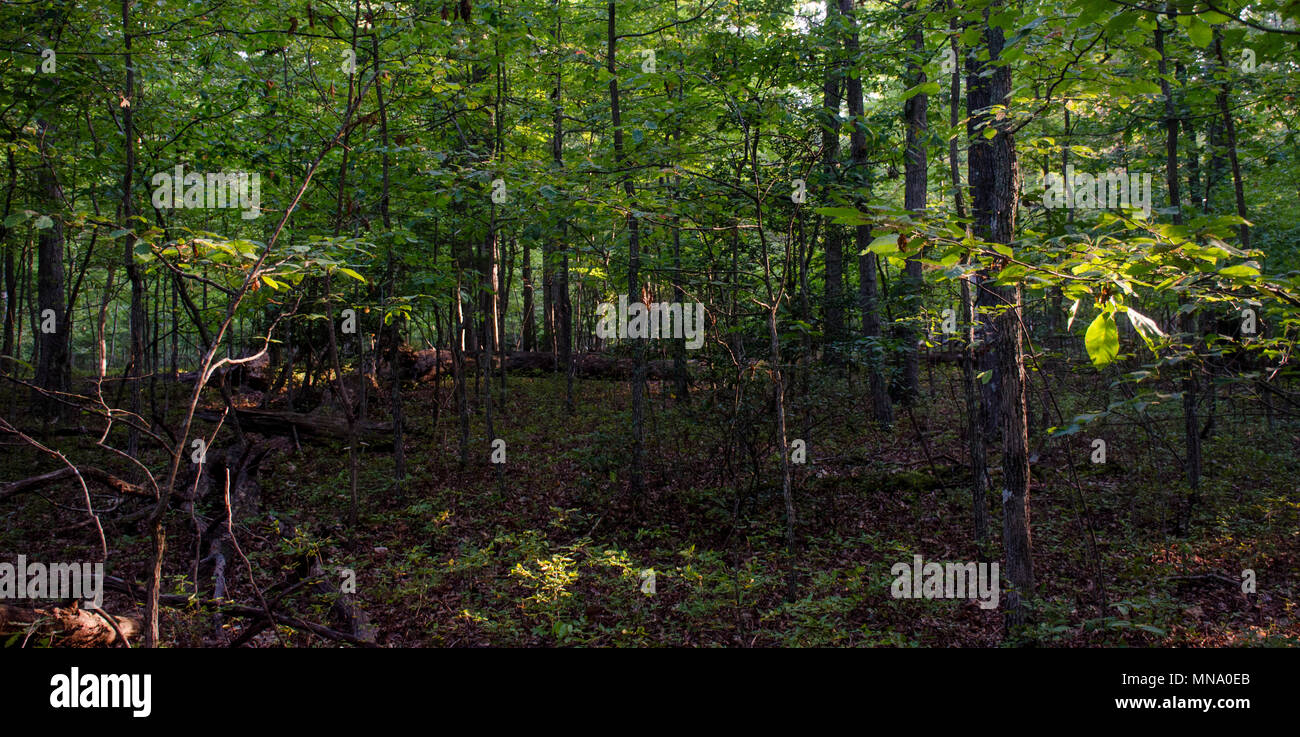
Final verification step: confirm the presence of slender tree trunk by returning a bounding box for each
[552,0,574,413]
[323,271,360,527]
[542,237,554,354]
[1158,12,1200,533]
[901,21,928,404]
[1156,15,1183,228]
[1179,59,1201,211]
[122,0,146,455]
[948,22,990,550]
[821,0,845,365]
[372,34,406,482]
[965,11,1003,442]
[608,2,645,497]
[769,303,797,599]
[33,124,69,418]
[671,61,690,402]
[1179,309,1201,533]
[1203,117,1222,213]
[1,148,17,375]
[840,0,892,426]
[1212,30,1250,248]
[453,273,469,469]
[521,246,535,352]
[962,275,990,552]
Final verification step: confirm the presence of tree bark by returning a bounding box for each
[1212,30,1250,248]
[841,0,892,427]
[372,29,405,482]
[608,2,645,497]
[34,122,70,418]
[901,21,928,404]
[1,148,17,375]
[968,3,1032,632]
[821,0,845,365]
[122,0,146,455]
[1,604,141,648]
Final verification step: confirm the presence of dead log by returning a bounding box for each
[194,408,393,442]
[0,603,141,647]
[394,347,691,382]
[100,576,376,647]
[0,466,152,504]
[177,352,272,391]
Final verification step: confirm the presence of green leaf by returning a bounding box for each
[1187,17,1212,48]
[34,215,53,230]
[1085,312,1119,368]
[866,233,899,254]
[815,206,870,226]
[337,267,367,283]
[902,81,941,100]
[1218,263,1259,278]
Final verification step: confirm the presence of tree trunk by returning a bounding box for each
[608,1,645,497]
[1159,15,1200,534]
[371,31,405,482]
[552,0,574,413]
[1,604,141,647]
[1,148,17,375]
[34,123,70,418]
[821,0,845,365]
[841,0,892,426]
[122,0,146,455]
[998,282,1033,631]
[1212,30,1250,248]
[901,22,928,404]
[521,245,535,352]
[968,4,1032,632]
[1156,16,1183,227]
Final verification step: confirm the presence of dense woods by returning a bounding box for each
[1,0,1297,648]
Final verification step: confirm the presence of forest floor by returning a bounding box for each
[2,361,1298,647]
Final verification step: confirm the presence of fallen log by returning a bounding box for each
[102,576,376,647]
[395,347,691,382]
[0,603,140,647]
[194,408,393,441]
[0,466,152,504]
[177,352,272,391]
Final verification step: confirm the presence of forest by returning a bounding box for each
[0,0,1297,650]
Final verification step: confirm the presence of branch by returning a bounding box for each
[0,465,152,504]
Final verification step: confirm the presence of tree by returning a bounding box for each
[965,0,1032,631]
